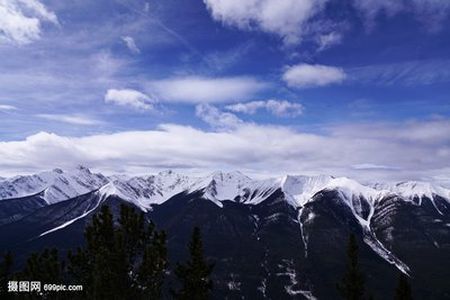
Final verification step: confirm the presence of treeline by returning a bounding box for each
[337,233,413,300]
[0,204,213,299]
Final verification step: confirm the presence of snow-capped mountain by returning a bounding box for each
[103,170,197,211]
[188,171,280,207]
[373,181,450,207]
[280,174,334,207]
[2,167,449,214]
[1,167,450,299]
[0,166,108,204]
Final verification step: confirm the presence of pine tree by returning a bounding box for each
[337,233,365,300]
[394,273,413,300]
[21,248,63,283]
[20,248,64,299]
[68,205,129,299]
[118,204,146,266]
[118,204,168,298]
[68,204,168,299]
[172,227,214,300]
[138,229,168,299]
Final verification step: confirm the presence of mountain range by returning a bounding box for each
[0,166,449,299]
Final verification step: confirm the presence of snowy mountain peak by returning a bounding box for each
[209,170,251,182]
[326,177,390,202]
[101,171,197,211]
[190,171,252,206]
[0,167,108,204]
[280,174,334,207]
[98,182,120,199]
[373,181,450,204]
[1,168,449,216]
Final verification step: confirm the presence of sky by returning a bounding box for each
[0,0,449,184]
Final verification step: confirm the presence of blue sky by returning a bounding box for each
[0,0,449,183]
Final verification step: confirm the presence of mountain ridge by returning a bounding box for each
[0,167,449,299]
[1,166,449,210]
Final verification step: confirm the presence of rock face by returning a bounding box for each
[0,168,449,299]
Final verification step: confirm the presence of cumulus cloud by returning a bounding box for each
[0,0,58,45]
[148,76,266,104]
[121,36,140,54]
[283,64,346,88]
[0,119,448,183]
[105,89,155,111]
[226,99,303,117]
[196,104,243,130]
[36,114,102,126]
[204,0,450,47]
[203,0,328,45]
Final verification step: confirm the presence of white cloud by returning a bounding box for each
[148,76,266,104]
[196,104,243,130]
[203,0,328,45]
[226,99,303,117]
[317,32,342,51]
[332,119,450,145]
[225,101,265,115]
[105,89,155,111]
[36,114,102,126]
[354,0,450,30]
[0,0,58,45]
[282,64,346,88]
[0,119,448,182]
[0,104,17,111]
[121,36,140,54]
[353,0,403,21]
[204,0,450,48]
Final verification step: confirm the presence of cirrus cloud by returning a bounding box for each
[354,0,450,31]
[36,114,103,126]
[0,104,17,111]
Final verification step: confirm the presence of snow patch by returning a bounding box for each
[363,230,411,276]
[227,274,241,291]
[276,259,317,299]
[38,186,107,237]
